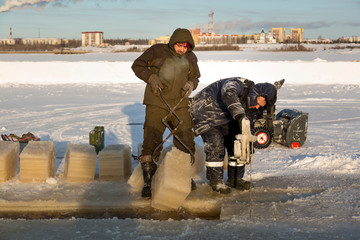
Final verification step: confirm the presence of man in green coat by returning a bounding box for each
[132,28,201,198]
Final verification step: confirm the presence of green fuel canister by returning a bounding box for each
[89,126,104,154]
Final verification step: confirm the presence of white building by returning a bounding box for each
[20,38,67,45]
[81,31,104,47]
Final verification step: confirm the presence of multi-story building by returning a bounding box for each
[290,28,304,43]
[20,38,68,45]
[1,26,16,45]
[81,31,104,47]
[190,29,201,44]
[148,35,171,45]
[0,39,15,45]
[271,28,286,43]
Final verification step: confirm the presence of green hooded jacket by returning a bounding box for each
[131,28,200,109]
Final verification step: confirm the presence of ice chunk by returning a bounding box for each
[127,163,143,192]
[19,141,55,183]
[159,143,205,179]
[127,143,145,192]
[151,147,192,211]
[127,143,205,192]
[0,141,19,183]
[99,144,131,181]
[64,143,97,182]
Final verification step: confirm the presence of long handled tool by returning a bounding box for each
[152,88,195,165]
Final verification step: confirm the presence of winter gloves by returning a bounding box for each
[182,81,194,97]
[235,113,248,126]
[148,74,164,95]
[148,75,194,98]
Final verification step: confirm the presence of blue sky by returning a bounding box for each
[0,0,359,40]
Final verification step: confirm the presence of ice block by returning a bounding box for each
[151,146,192,211]
[0,141,19,183]
[19,141,55,183]
[99,144,131,181]
[64,143,97,182]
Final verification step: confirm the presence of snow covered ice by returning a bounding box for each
[0,44,360,239]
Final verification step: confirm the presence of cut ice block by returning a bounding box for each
[0,141,19,183]
[127,143,205,192]
[127,144,175,192]
[99,144,131,181]
[64,143,97,182]
[19,141,55,183]
[151,147,192,211]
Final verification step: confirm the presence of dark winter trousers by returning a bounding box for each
[141,105,195,161]
[201,121,245,181]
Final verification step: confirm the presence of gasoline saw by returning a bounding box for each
[229,118,258,165]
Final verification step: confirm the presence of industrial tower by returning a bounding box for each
[208,11,214,34]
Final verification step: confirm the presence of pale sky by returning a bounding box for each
[0,0,359,40]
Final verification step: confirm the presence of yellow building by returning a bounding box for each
[148,35,170,45]
[290,28,304,43]
[0,39,15,45]
[271,28,286,43]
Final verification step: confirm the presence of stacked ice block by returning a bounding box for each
[0,141,19,183]
[151,146,192,211]
[64,143,97,182]
[99,144,131,181]
[19,141,55,183]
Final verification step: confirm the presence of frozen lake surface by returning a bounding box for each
[0,48,359,239]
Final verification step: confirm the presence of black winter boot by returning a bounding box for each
[209,180,231,194]
[226,178,253,190]
[141,162,157,198]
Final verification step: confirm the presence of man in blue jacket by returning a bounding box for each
[190,77,278,194]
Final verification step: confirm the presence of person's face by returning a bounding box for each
[174,43,188,55]
[249,96,266,109]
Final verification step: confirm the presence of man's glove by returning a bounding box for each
[148,74,163,95]
[181,81,194,97]
[234,113,248,126]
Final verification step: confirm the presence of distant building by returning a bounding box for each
[340,36,360,43]
[82,31,104,47]
[148,35,170,45]
[290,28,304,43]
[271,28,286,43]
[198,33,240,45]
[148,29,202,45]
[20,38,68,45]
[0,38,15,45]
[0,26,16,45]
